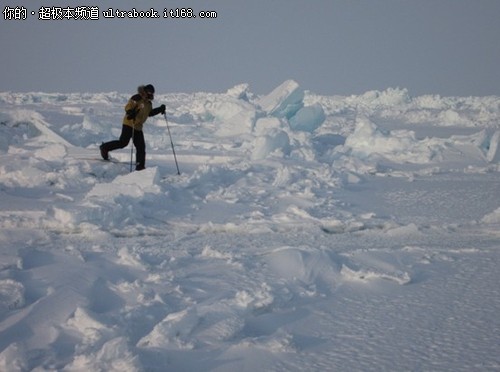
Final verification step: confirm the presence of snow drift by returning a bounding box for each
[1,81,500,371]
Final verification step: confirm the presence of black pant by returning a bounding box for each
[102,125,146,166]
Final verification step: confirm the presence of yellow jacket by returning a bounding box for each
[122,94,163,131]
[123,94,153,131]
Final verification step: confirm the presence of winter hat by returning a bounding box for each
[144,84,155,94]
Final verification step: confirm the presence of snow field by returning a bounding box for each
[0,81,500,370]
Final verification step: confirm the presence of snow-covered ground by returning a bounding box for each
[1,81,499,371]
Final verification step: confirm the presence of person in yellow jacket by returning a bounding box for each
[100,84,165,170]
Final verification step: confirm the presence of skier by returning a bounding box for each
[100,84,165,170]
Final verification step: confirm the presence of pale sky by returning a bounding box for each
[1,0,500,96]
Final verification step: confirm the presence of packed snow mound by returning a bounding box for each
[289,103,325,132]
[481,207,500,224]
[226,83,251,101]
[356,87,412,109]
[88,167,161,198]
[0,279,25,312]
[173,80,323,139]
[252,128,291,160]
[257,80,304,118]
[256,79,325,133]
[343,117,440,164]
[264,246,342,291]
[209,95,257,137]
[486,130,500,162]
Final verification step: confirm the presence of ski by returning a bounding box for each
[72,156,122,163]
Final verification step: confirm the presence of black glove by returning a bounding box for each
[160,104,166,114]
[126,108,138,120]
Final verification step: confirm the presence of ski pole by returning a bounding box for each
[163,113,180,175]
[130,125,135,172]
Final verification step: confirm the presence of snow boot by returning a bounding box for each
[100,143,109,160]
